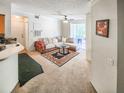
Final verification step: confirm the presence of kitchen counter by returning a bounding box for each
[0,43,24,60]
[0,43,24,93]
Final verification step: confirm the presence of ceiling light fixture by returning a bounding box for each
[63,15,69,23]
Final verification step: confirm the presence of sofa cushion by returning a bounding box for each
[53,38,58,43]
[65,43,77,51]
[38,38,43,41]
[66,38,74,43]
[48,38,53,43]
[56,36,62,42]
[65,43,76,47]
[43,38,49,45]
[46,44,55,49]
[54,42,63,47]
[62,37,67,43]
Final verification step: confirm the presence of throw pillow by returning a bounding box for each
[43,38,49,45]
[56,36,62,42]
[48,38,53,43]
[53,38,58,43]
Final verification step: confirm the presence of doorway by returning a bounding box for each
[70,23,86,50]
[0,14,5,36]
[11,16,28,49]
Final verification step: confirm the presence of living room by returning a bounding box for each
[1,0,124,93]
[11,4,86,52]
[0,0,90,93]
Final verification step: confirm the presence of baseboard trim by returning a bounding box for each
[11,82,20,93]
[90,82,97,93]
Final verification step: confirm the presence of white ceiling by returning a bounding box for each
[1,0,92,19]
[11,0,90,15]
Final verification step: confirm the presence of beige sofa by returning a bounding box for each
[35,37,77,53]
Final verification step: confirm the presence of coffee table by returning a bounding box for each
[57,45,70,55]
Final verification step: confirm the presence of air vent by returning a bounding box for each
[34,15,40,19]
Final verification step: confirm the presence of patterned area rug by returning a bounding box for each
[41,49,79,67]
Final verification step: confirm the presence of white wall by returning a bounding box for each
[11,6,61,50]
[0,54,18,93]
[0,2,11,37]
[86,13,92,61]
[28,16,61,50]
[61,21,70,38]
[91,0,117,93]
[117,0,124,92]
[32,16,61,38]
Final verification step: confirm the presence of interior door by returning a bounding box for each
[0,14,5,35]
[11,16,27,47]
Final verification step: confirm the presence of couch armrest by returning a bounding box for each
[66,38,74,43]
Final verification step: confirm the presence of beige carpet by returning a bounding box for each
[13,50,96,93]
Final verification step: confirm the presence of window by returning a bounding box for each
[70,23,85,39]
[70,23,86,49]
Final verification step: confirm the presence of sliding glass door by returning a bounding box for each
[70,23,86,49]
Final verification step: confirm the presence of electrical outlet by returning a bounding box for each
[107,58,114,66]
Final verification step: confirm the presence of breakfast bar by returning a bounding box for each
[0,43,24,93]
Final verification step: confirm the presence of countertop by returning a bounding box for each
[0,43,24,60]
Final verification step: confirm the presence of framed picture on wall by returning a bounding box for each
[96,19,109,38]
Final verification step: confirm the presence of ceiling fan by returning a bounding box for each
[50,11,74,22]
[63,15,69,23]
